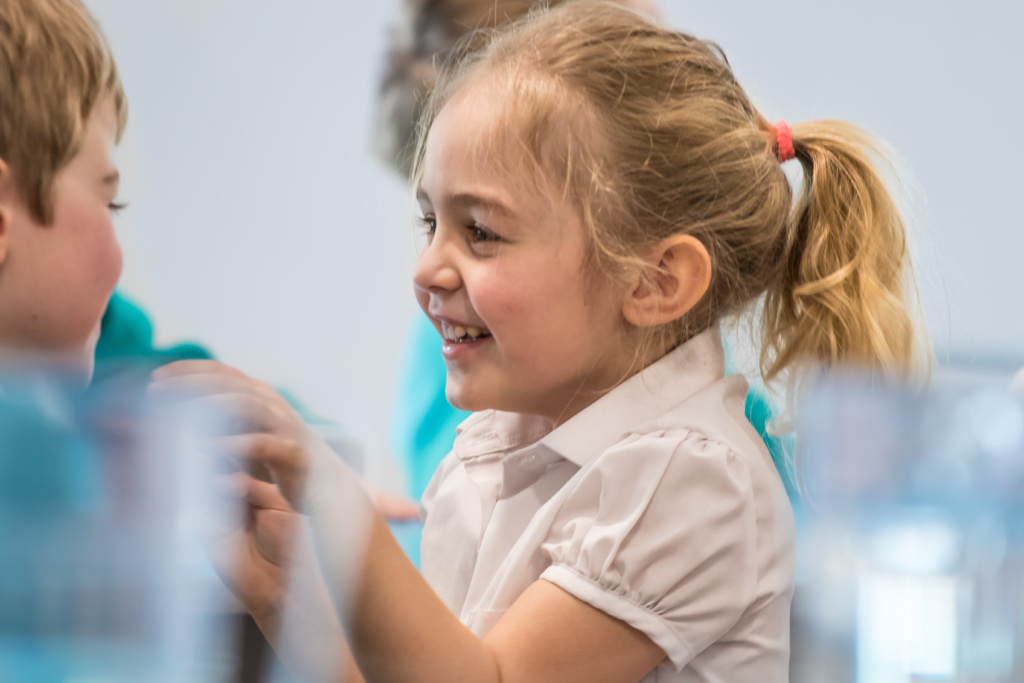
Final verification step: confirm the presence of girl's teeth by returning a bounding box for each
[442,323,490,341]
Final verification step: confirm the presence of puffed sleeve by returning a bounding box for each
[539,429,757,671]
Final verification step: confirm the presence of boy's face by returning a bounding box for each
[0,97,123,383]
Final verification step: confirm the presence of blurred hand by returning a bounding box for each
[149,360,379,640]
[149,361,312,509]
[210,472,297,622]
[148,360,325,624]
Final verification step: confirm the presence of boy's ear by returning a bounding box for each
[622,234,711,328]
[0,158,12,265]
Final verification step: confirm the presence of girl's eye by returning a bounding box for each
[469,224,499,243]
[108,201,128,214]
[418,215,437,233]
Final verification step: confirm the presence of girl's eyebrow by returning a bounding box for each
[450,192,517,219]
[416,186,517,219]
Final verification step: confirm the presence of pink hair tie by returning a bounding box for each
[772,119,795,163]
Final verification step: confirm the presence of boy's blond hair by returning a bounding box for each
[0,0,127,224]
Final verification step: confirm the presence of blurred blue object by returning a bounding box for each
[792,371,1024,683]
[0,389,102,515]
[0,371,239,682]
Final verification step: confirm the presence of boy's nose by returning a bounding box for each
[412,238,461,294]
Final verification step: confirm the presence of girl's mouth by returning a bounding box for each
[441,321,492,343]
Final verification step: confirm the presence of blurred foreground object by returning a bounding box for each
[793,371,1024,683]
[0,371,240,682]
[1010,368,1024,397]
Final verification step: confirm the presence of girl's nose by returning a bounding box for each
[413,236,461,295]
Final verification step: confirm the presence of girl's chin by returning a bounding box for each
[444,388,477,413]
[443,379,500,414]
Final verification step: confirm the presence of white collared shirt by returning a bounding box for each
[420,328,796,682]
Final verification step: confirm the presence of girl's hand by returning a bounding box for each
[208,471,297,623]
[149,361,311,509]
[149,361,364,679]
[149,360,317,622]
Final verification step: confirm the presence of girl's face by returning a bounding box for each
[413,85,633,425]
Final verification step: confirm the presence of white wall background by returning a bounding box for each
[87,0,417,485]
[85,1,1024,485]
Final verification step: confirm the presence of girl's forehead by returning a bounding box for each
[426,92,531,187]
[425,73,583,201]
[422,80,587,242]
[432,81,523,154]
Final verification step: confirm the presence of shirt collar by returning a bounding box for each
[452,326,726,466]
[452,409,553,462]
[537,326,725,467]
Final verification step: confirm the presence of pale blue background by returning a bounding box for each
[85,0,1024,485]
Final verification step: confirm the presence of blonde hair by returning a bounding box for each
[413,1,925,382]
[0,0,127,225]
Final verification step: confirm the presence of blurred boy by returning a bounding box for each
[0,0,127,388]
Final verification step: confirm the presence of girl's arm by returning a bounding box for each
[348,510,665,683]
[150,361,666,683]
[279,384,666,682]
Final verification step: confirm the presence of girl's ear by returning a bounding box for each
[622,234,711,328]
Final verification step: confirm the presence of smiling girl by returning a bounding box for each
[153,2,922,681]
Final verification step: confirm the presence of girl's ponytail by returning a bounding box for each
[760,120,922,381]
[414,2,926,383]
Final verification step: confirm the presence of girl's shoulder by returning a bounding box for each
[618,374,773,472]
[575,373,788,516]
[540,377,796,672]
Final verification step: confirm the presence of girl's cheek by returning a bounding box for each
[471,276,522,320]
